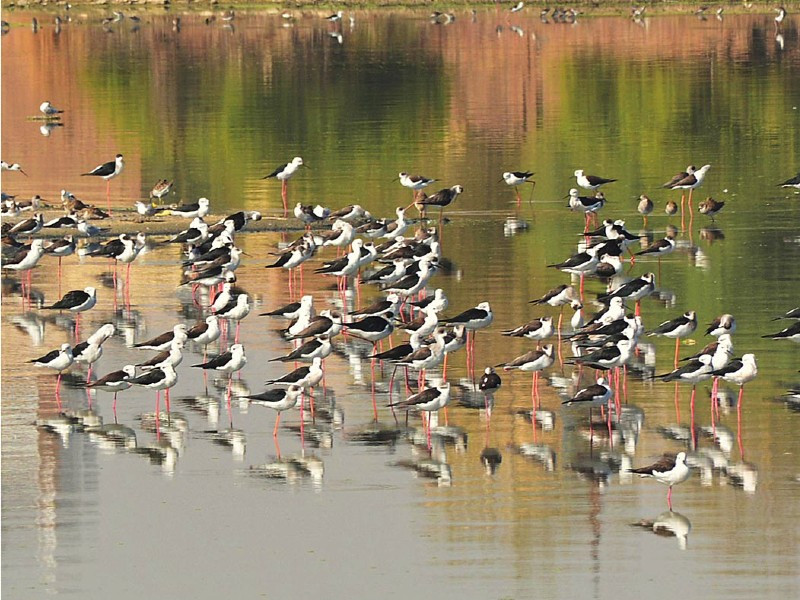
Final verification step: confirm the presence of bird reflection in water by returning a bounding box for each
[344,422,406,446]
[86,422,137,450]
[11,312,46,346]
[633,511,692,550]
[209,429,247,460]
[513,442,557,472]
[248,454,324,487]
[699,225,725,245]
[390,456,452,487]
[177,393,221,426]
[480,447,502,475]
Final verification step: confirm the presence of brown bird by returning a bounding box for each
[698,196,724,221]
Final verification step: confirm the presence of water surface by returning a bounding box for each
[2,9,800,599]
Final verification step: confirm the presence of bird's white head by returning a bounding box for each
[198,197,210,206]
[574,169,584,177]
[123,365,137,377]
[477,301,491,312]
[676,451,687,463]
[84,286,97,297]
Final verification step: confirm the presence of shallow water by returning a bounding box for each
[2,9,800,599]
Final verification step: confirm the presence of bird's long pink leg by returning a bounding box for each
[273,413,281,437]
[690,386,697,448]
[737,386,745,460]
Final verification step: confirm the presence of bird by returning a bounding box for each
[388,381,451,415]
[548,247,599,275]
[136,341,185,371]
[344,315,395,346]
[192,344,247,377]
[39,101,64,116]
[496,345,555,404]
[442,302,494,331]
[285,310,343,341]
[705,314,735,337]
[413,185,463,219]
[567,189,606,229]
[168,197,210,219]
[133,324,189,351]
[479,367,502,394]
[269,336,332,364]
[329,204,370,222]
[262,157,305,214]
[2,239,46,281]
[261,295,314,320]
[629,452,690,510]
[665,164,711,210]
[648,310,698,366]
[530,285,575,308]
[501,171,535,203]
[397,172,436,192]
[501,316,554,343]
[410,288,449,314]
[169,218,209,245]
[43,286,97,314]
[265,356,323,388]
[662,165,696,189]
[86,365,136,417]
[215,294,251,343]
[698,197,724,221]
[562,377,613,408]
[574,169,616,191]
[150,179,173,201]
[772,307,800,321]
[8,212,44,237]
[775,6,787,28]
[637,195,654,225]
[635,231,676,264]
[29,343,74,398]
[762,321,800,342]
[713,354,758,400]
[777,172,800,189]
[325,10,344,22]
[81,154,124,213]
[566,338,635,372]
[128,364,178,416]
[665,200,678,216]
[294,203,331,228]
[241,385,304,436]
[1,161,28,176]
[598,272,656,314]
[44,235,77,275]
[263,156,305,181]
[398,306,439,338]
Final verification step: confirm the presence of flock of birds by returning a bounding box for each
[3,120,799,505]
[1,4,798,506]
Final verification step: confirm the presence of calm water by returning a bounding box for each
[2,9,800,599]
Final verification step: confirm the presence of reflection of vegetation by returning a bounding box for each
[81,16,449,207]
